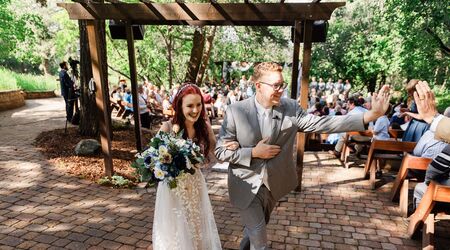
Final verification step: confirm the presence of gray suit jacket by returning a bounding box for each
[215,97,366,209]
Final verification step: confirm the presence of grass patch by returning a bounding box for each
[0,68,18,91]
[0,67,57,91]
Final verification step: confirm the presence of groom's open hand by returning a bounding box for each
[252,137,281,159]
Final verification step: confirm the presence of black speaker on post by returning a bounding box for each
[109,20,145,40]
[291,20,328,43]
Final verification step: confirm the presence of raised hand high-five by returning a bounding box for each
[363,84,392,124]
[405,81,438,124]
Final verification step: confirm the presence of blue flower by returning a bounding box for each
[144,156,152,165]
[160,164,169,171]
[173,153,187,170]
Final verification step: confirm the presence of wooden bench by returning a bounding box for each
[110,98,126,118]
[363,140,417,189]
[341,130,373,168]
[390,153,432,217]
[341,128,404,168]
[388,128,404,141]
[407,181,450,249]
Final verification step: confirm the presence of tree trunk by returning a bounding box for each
[440,66,448,91]
[196,27,216,85]
[167,28,174,88]
[379,73,386,91]
[185,28,205,84]
[367,75,377,94]
[78,20,99,137]
[158,26,175,88]
[42,58,50,75]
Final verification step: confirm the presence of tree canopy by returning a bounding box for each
[0,0,448,92]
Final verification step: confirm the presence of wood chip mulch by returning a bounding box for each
[34,126,156,185]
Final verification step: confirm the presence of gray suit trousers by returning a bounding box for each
[239,185,277,250]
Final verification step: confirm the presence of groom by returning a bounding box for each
[215,62,390,250]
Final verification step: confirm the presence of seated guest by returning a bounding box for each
[202,87,216,118]
[214,94,227,117]
[413,145,450,209]
[371,105,391,141]
[412,106,450,159]
[390,103,408,127]
[402,79,430,142]
[122,88,133,119]
[110,86,125,117]
[147,91,163,114]
[405,81,450,209]
[329,97,370,158]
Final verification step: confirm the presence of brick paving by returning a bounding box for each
[1,98,449,249]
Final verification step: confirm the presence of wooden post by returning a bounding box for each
[295,20,313,192]
[86,20,113,177]
[290,20,302,191]
[126,22,143,151]
[290,20,301,99]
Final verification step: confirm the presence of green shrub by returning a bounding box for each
[0,67,57,91]
[0,68,18,90]
[436,88,450,113]
[15,73,58,91]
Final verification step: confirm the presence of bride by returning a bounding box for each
[152,83,235,250]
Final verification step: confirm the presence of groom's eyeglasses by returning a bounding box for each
[259,81,287,91]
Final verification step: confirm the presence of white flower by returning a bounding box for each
[159,145,168,155]
[172,124,181,134]
[186,158,192,169]
[160,152,172,164]
[154,168,166,180]
[175,139,186,148]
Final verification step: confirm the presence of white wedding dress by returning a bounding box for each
[152,168,222,250]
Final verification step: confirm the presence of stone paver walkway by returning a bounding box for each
[1,98,448,249]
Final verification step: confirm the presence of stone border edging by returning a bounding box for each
[23,90,56,99]
[0,90,25,111]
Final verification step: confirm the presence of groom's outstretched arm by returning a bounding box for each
[215,107,253,167]
[295,107,366,133]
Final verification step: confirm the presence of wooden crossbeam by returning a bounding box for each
[105,0,133,20]
[58,2,345,25]
[139,0,166,21]
[72,0,101,19]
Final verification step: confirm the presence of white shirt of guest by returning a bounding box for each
[254,97,272,190]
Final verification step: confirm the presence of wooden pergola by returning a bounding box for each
[58,0,345,191]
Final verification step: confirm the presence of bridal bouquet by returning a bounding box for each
[132,128,205,189]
